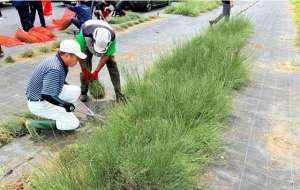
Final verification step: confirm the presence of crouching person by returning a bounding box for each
[25,40,87,136]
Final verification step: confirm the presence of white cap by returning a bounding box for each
[93,28,112,54]
[59,39,87,59]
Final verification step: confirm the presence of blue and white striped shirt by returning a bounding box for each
[26,54,68,101]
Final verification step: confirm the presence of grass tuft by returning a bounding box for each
[109,12,144,25]
[39,46,50,53]
[165,0,220,17]
[4,56,15,64]
[22,50,34,58]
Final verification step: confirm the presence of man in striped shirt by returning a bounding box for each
[25,40,86,133]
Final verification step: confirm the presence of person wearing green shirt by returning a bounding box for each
[76,19,126,103]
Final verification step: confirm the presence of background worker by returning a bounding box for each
[76,19,127,103]
[209,0,233,25]
[29,0,46,28]
[67,1,92,29]
[25,40,87,132]
[12,0,32,31]
[0,46,3,57]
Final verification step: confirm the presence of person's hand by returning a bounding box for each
[82,68,91,81]
[64,102,75,112]
[91,70,100,80]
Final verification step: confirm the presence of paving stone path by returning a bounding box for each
[202,1,300,190]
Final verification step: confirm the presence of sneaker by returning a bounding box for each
[80,94,89,102]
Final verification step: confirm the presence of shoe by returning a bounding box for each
[209,20,214,26]
[80,94,89,102]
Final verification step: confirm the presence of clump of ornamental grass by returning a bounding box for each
[0,112,40,146]
[165,0,220,17]
[27,18,252,190]
[4,56,15,63]
[89,79,105,99]
[39,46,50,53]
[109,12,144,25]
[58,144,84,167]
[22,50,34,58]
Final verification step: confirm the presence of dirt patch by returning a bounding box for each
[254,43,264,49]
[277,60,300,73]
[267,120,300,160]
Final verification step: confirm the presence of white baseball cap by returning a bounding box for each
[59,39,87,59]
[93,28,112,54]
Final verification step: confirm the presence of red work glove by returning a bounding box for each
[91,70,99,80]
[82,68,91,81]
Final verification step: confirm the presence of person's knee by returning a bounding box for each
[57,117,80,130]
[69,85,81,102]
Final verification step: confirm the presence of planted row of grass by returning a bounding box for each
[109,12,146,25]
[0,112,39,146]
[27,18,252,190]
[292,0,300,47]
[2,41,60,64]
[165,0,220,17]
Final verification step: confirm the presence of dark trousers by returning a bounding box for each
[0,8,2,17]
[16,6,32,31]
[0,45,3,56]
[29,1,46,27]
[213,3,231,24]
[80,51,122,97]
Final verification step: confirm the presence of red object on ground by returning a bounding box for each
[42,0,52,17]
[15,29,39,43]
[15,181,24,189]
[30,27,55,39]
[52,9,75,30]
[16,27,55,43]
[0,35,23,47]
[29,31,52,42]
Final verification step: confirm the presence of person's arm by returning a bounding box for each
[95,55,110,72]
[41,95,75,112]
[41,70,75,112]
[91,55,110,80]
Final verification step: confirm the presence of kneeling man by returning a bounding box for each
[25,39,87,133]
